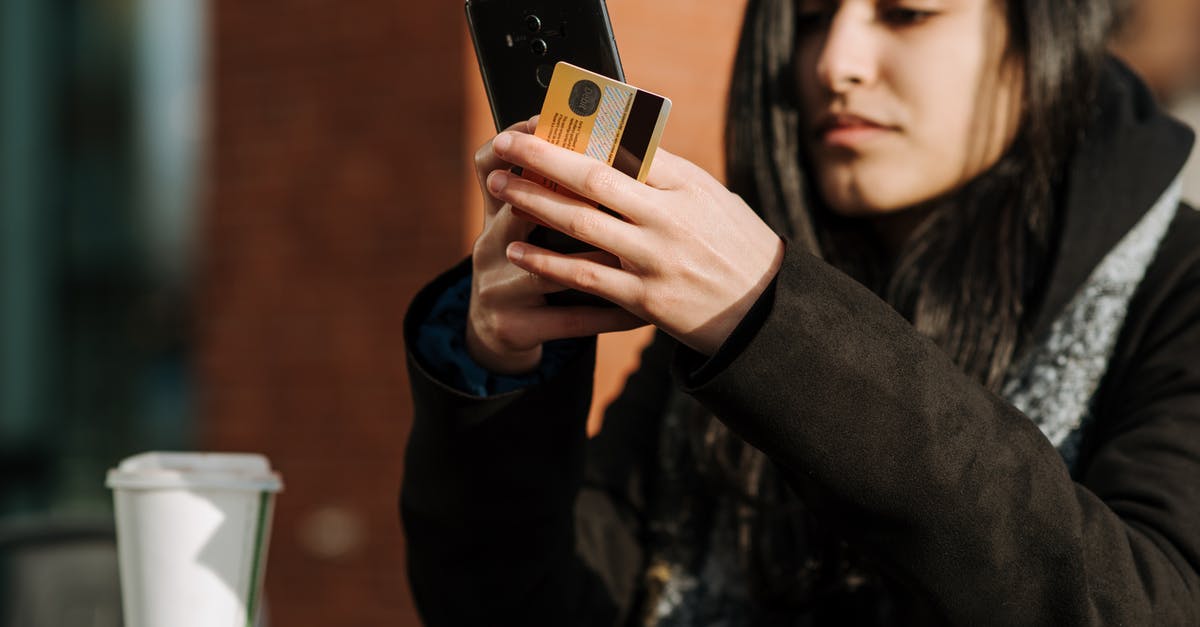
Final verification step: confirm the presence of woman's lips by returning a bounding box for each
[816,113,896,148]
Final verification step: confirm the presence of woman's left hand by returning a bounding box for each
[487,131,785,356]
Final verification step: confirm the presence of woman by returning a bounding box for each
[402,0,1200,624]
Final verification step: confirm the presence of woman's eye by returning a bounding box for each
[880,7,935,26]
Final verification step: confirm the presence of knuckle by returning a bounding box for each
[490,315,524,351]
[471,228,504,262]
[473,143,493,171]
[687,181,716,208]
[527,270,546,288]
[572,263,600,291]
[583,166,619,197]
[567,210,601,240]
[471,233,489,259]
[474,278,499,307]
[480,308,501,334]
[471,304,499,337]
[638,283,666,315]
[519,134,544,162]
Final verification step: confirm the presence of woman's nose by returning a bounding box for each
[815,7,879,93]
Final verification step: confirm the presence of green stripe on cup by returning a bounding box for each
[245,491,270,627]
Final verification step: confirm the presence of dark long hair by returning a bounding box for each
[696,0,1112,605]
[726,0,1111,384]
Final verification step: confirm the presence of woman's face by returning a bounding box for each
[796,0,1022,216]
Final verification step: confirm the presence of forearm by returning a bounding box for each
[401,257,612,622]
[679,243,1200,625]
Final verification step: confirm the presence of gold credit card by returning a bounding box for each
[523,61,671,191]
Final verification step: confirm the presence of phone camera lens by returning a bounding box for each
[531,38,548,55]
[525,15,542,33]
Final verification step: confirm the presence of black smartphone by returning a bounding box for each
[465,0,625,131]
[465,0,625,306]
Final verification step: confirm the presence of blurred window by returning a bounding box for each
[0,0,205,518]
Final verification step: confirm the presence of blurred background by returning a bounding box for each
[1,0,1197,625]
[0,0,748,624]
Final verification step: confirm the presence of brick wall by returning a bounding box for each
[202,1,745,624]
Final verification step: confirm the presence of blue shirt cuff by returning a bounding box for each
[413,273,584,397]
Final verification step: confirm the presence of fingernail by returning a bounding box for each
[493,132,513,153]
[488,170,509,194]
[507,242,525,262]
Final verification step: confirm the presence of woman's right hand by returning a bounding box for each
[466,117,645,375]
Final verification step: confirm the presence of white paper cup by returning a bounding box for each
[106,452,283,627]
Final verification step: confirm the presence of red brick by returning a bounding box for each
[202,1,746,623]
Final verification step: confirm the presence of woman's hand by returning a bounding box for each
[466,118,645,375]
[487,131,785,356]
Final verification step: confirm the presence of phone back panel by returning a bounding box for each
[466,0,625,131]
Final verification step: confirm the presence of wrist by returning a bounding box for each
[692,236,785,356]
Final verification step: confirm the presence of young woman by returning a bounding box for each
[401,0,1200,624]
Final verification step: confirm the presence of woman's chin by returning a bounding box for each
[820,189,916,218]
[816,170,948,218]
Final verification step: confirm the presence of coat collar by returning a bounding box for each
[1031,58,1195,342]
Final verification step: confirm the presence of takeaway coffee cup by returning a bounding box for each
[106,452,283,627]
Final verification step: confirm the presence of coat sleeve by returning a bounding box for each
[400,259,674,626]
[677,241,1200,626]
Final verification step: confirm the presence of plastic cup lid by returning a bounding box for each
[105,452,283,492]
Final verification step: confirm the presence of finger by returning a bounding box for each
[475,119,542,214]
[488,171,649,261]
[510,206,552,231]
[501,204,540,244]
[491,131,655,223]
[484,230,625,300]
[522,250,623,295]
[474,119,532,177]
[483,241,616,303]
[571,249,623,269]
[496,263,569,298]
[507,241,644,310]
[518,305,647,343]
[473,203,537,264]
